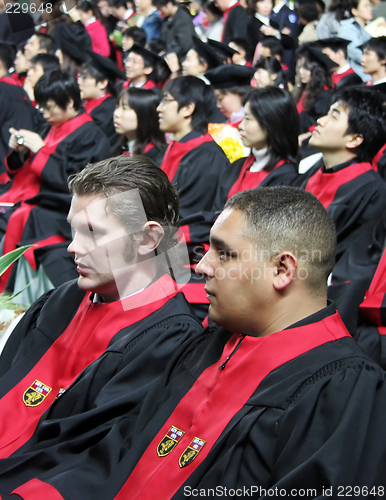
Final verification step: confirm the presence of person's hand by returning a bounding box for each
[9,128,45,153]
[260,25,279,37]
[164,52,180,75]
[281,27,291,36]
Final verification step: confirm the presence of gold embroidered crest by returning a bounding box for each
[179,437,206,468]
[157,425,185,457]
[23,380,52,407]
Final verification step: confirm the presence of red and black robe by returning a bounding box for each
[84,94,119,151]
[3,304,386,499]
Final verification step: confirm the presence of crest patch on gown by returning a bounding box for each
[179,437,206,468]
[157,425,185,457]
[23,380,52,407]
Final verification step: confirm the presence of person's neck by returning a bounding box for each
[141,5,155,15]
[0,66,7,78]
[251,294,327,337]
[322,151,357,170]
[168,4,178,17]
[100,265,157,303]
[132,75,148,86]
[336,60,349,72]
[371,68,386,84]
[87,90,107,100]
[354,15,366,26]
[172,124,194,142]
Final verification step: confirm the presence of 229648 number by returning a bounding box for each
[5,3,53,13]
[337,486,385,496]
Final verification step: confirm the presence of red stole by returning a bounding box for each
[221,2,240,41]
[160,133,214,182]
[372,143,386,172]
[227,155,285,200]
[116,311,350,500]
[84,93,112,114]
[360,247,386,327]
[0,274,179,458]
[331,67,355,87]
[0,76,22,87]
[296,91,306,114]
[1,113,93,205]
[304,162,373,209]
[122,79,157,90]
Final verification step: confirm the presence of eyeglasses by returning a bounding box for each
[38,103,58,114]
[159,96,176,106]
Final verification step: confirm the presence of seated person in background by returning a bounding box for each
[215,0,249,45]
[75,0,111,58]
[79,50,126,151]
[296,87,386,333]
[0,155,202,467]
[24,33,56,63]
[228,37,252,66]
[114,87,166,163]
[252,56,288,89]
[181,37,223,81]
[204,64,255,127]
[297,2,319,45]
[0,70,110,294]
[23,54,61,106]
[135,0,162,42]
[123,43,161,91]
[157,76,229,217]
[122,26,147,53]
[361,36,386,96]
[206,38,240,65]
[4,187,386,499]
[338,0,372,82]
[12,43,30,85]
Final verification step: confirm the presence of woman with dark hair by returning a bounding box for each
[113,87,166,164]
[252,57,288,89]
[212,86,298,210]
[295,45,334,136]
[76,0,110,58]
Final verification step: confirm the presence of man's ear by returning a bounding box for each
[272,251,297,291]
[346,134,364,152]
[98,78,109,91]
[138,221,165,256]
[143,65,154,76]
[66,98,75,111]
[181,102,195,119]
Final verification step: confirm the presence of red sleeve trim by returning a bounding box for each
[12,479,65,500]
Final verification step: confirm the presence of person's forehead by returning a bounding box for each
[210,209,247,243]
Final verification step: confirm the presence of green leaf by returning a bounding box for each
[0,245,35,277]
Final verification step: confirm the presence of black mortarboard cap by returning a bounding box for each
[204,64,255,88]
[85,49,126,81]
[51,22,91,64]
[191,37,223,69]
[128,43,163,68]
[358,36,386,51]
[302,45,338,71]
[207,39,239,62]
[317,37,351,51]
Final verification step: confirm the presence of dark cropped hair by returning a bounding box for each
[362,37,386,63]
[152,0,176,6]
[34,70,82,111]
[79,61,117,96]
[225,187,336,294]
[203,0,222,17]
[229,38,249,55]
[254,57,288,90]
[76,0,96,13]
[261,37,283,60]
[108,0,128,8]
[328,0,351,21]
[35,33,56,55]
[69,155,180,254]
[163,76,216,133]
[333,87,386,162]
[0,43,15,71]
[296,46,331,112]
[123,27,147,48]
[147,38,167,54]
[116,87,166,154]
[30,53,60,74]
[243,87,298,171]
[298,2,319,22]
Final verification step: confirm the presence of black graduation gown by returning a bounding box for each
[0,275,202,467]
[0,113,111,291]
[334,72,363,90]
[222,3,249,45]
[299,89,333,134]
[160,131,230,218]
[84,95,119,152]
[0,81,40,178]
[246,16,295,56]
[3,304,386,499]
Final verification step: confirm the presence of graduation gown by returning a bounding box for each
[0,80,40,181]
[0,113,110,291]
[221,3,249,44]
[332,68,363,90]
[4,304,386,499]
[160,131,229,218]
[84,94,119,151]
[0,274,202,464]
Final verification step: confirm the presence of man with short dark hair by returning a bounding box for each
[0,155,201,466]
[361,36,386,95]
[24,33,56,62]
[152,0,195,54]
[0,70,110,294]
[3,187,386,499]
[297,87,386,331]
[157,76,229,217]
